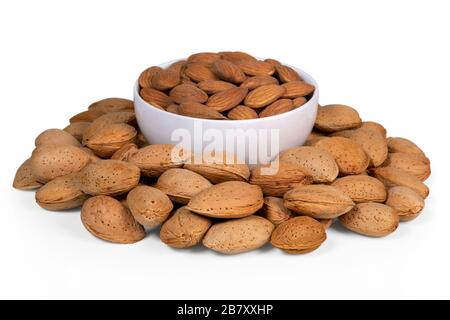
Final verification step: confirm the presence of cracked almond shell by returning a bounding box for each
[80,160,140,196]
[271,216,327,254]
[186,181,264,219]
[81,195,146,244]
[339,203,399,237]
[160,207,212,248]
[13,159,43,190]
[284,184,355,219]
[203,216,274,254]
[385,186,425,221]
[332,175,387,203]
[126,185,173,228]
[261,197,294,226]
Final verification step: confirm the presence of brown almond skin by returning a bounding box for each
[211,59,247,84]
[383,152,431,181]
[293,97,307,108]
[284,184,355,219]
[227,105,259,120]
[385,186,425,221]
[275,65,302,83]
[315,137,369,175]
[250,162,313,197]
[167,60,187,77]
[138,66,163,88]
[370,166,429,199]
[206,87,248,112]
[151,69,180,91]
[238,60,275,76]
[140,87,173,109]
[187,52,221,66]
[36,173,88,211]
[64,122,91,142]
[333,127,388,167]
[220,51,257,65]
[332,175,387,203]
[13,159,43,190]
[314,104,362,132]
[80,160,140,196]
[30,144,91,183]
[178,102,228,120]
[281,81,315,98]
[203,216,274,254]
[169,84,208,104]
[35,129,81,148]
[244,84,286,109]
[128,144,186,178]
[160,207,212,248]
[184,63,219,82]
[387,137,427,158]
[127,185,173,228]
[197,80,236,94]
[186,181,264,219]
[240,76,279,90]
[271,216,326,254]
[264,58,282,68]
[166,104,180,115]
[339,203,399,237]
[155,168,213,204]
[261,197,294,226]
[259,99,294,118]
[81,195,146,244]
[278,146,339,183]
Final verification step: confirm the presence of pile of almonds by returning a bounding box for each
[13,94,431,255]
[138,51,315,120]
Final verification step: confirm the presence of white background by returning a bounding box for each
[0,0,448,300]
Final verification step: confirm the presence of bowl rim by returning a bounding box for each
[134,59,319,124]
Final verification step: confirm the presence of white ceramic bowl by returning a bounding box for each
[134,60,318,164]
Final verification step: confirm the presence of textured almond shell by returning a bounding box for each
[35,129,81,148]
[339,203,399,237]
[315,137,369,175]
[383,152,431,181]
[13,159,43,190]
[284,184,355,219]
[385,186,425,221]
[88,98,134,113]
[127,185,173,228]
[314,104,362,132]
[110,143,139,162]
[203,216,274,254]
[156,168,212,204]
[128,144,186,178]
[64,122,91,142]
[186,181,264,219]
[250,162,313,197]
[370,166,429,199]
[36,173,88,210]
[160,207,212,248]
[387,137,426,158]
[81,195,145,244]
[278,146,339,183]
[332,175,387,203]
[84,123,137,158]
[271,216,326,254]
[80,160,140,196]
[30,144,91,183]
[261,197,294,226]
[361,121,387,138]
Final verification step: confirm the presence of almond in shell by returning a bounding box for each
[80,160,140,196]
[13,159,43,190]
[169,84,208,104]
[160,207,212,248]
[284,184,355,219]
[69,109,106,123]
[271,216,327,254]
[111,143,139,162]
[30,144,90,183]
[314,104,362,132]
[385,186,425,221]
[127,185,173,228]
[227,105,259,120]
[35,129,81,148]
[261,197,294,226]
[332,175,387,203]
[361,121,387,138]
[315,137,369,175]
[281,81,315,98]
[156,168,213,204]
[202,216,274,254]
[186,181,264,219]
[128,144,187,178]
[81,195,146,244]
[211,59,247,84]
[383,152,431,181]
[278,146,339,183]
[339,203,399,237]
[88,98,134,113]
[35,173,88,210]
[244,84,286,109]
[259,99,294,118]
[370,166,429,199]
[387,137,427,158]
[64,122,91,142]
